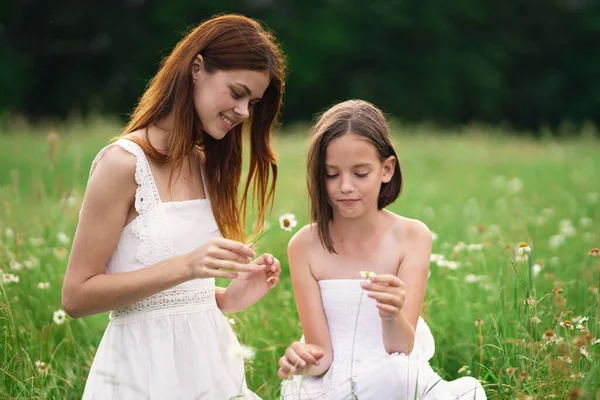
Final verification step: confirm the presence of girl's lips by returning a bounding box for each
[339,199,359,205]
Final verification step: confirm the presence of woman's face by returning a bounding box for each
[192,57,270,140]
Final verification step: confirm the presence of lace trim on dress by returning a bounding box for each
[87,138,174,266]
[109,286,215,320]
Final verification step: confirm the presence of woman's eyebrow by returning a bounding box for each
[234,82,262,100]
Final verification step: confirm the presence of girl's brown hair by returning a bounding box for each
[121,14,286,242]
[307,100,402,253]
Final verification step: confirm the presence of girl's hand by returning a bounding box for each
[184,238,258,279]
[360,274,406,320]
[277,342,324,380]
[222,253,281,311]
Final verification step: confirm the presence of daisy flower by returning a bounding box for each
[35,361,50,374]
[53,309,67,325]
[517,242,531,255]
[229,344,256,360]
[278,213,298,232]
[57,232,70,245]
[359,271,376,280]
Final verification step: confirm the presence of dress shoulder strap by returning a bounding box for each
[87,138,173,265]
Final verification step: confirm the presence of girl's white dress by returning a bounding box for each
[82,139,259,400]
[280,280,486,400]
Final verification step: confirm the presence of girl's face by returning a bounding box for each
[192,56,270,140]
[324,132,396,219]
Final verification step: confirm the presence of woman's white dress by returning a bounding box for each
[82,139,259,400]
[280,280,486,400]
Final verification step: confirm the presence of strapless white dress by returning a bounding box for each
[280,280,486,400]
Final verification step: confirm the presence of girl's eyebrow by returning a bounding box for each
[325,163,372,168]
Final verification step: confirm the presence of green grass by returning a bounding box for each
[0,118,599,399]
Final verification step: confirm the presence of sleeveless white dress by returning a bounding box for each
[82,139,259,400]
[280,280,486,400]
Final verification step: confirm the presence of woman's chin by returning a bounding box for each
[204,128,229,140]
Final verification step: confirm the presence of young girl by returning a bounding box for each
[277,100,486,399]
[61,15,285,399]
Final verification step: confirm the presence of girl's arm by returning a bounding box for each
[278,226,332,378]
[62,146,254,318]
[361,219,432,354]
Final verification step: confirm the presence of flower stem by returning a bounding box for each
[349,287,365,398]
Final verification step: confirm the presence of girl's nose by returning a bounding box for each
[340,175,354,193]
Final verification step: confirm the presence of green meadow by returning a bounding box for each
[1,118,599,399]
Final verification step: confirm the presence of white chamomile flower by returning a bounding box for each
[38,282,50,290]
[580,346,590,359]
[517,242,531,255]
[62,196,77,208]
[57,232,70,245]
[508,177,522,193]
[549,235,565,249]
[2,273,19,284]
[559,220,576,237]
[360,271,376,280]
[437,260,460,270]
[575,316,588,331]
[430,254,444,263]
[53,309,67,325]
[559,320,574,330]
[579,217,593,229]
[457,365,471,375]
[453,242,466,252]
[10,260,22,271]
[467,243,484,252]
[229,344,256,360]
[35,360,50,374]
[278,213,297,232]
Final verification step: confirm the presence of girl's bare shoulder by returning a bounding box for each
[387,212,432,245]
[288,223,319,255]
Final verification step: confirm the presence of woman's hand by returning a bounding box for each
[277,342,325,380]
[220,253,281,312]
[184,238,258,279]
[360,274,406,320]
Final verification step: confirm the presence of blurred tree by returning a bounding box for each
[1,0,599,133]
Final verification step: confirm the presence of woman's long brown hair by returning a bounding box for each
[119,14,286,242]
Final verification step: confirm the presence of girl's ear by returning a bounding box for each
[381,156,396,184]
[192,54,204,82]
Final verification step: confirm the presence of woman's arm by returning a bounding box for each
[278,226,332,378]
[62,146,254,318]
[62,146,193,318]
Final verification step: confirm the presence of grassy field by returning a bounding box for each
[0,118,599,399]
